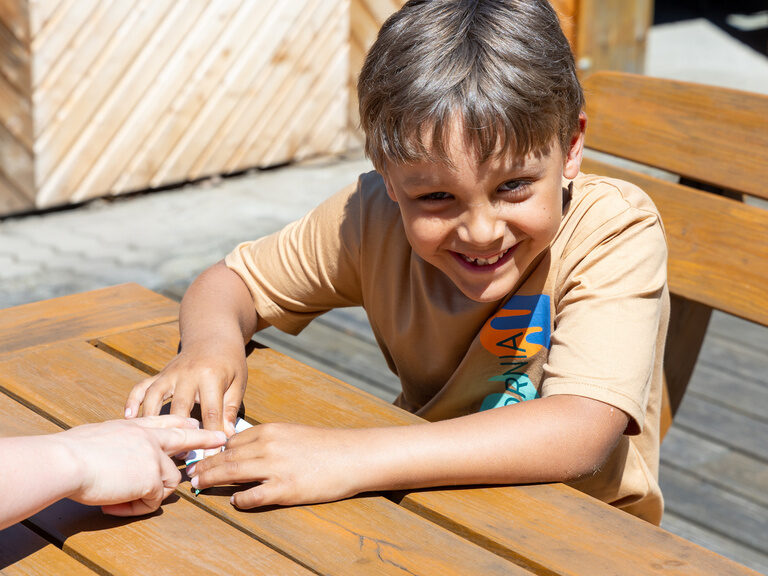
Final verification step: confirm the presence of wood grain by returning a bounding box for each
[583,72,768,201]
[0,523,97,576]
[0,386,311,576]
[0,0,348,214]
[661,426,768,509]
[30,497,313,576]
[0,392,60,437]
[659,465,768,555]
[96,321,420,428]
[580,158,768,327]
[94,316,759,576]
[401,485,762,576]
[0,336,529,575]
[0,283,178,358]
[0,120,34,202]
[179,490,531,576]
[575,0,652,75]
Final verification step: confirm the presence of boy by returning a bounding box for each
[125,0,669,524]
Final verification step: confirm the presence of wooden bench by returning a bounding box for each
[580,71,768,438]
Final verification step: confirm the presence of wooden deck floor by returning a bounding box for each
[254,307,768,574]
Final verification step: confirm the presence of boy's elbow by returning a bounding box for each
[553,396,629,482]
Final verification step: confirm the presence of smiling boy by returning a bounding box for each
[125,0,669,523]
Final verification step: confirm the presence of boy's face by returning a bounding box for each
[382,117,585,303]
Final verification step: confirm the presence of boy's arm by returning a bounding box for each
[124,261,264,434]
[188,394,627,507]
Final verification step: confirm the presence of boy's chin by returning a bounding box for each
[455,280,519,304]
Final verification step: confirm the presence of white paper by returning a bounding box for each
[185,417,252,467]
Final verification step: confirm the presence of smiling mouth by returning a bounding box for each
[455,246,514,268]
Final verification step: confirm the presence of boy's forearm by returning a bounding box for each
[179,261,260,351]
[352,395,627,492]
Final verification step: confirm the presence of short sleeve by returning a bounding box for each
[541,195,668,435]
[225,181,364,335]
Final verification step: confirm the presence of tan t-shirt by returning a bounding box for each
[226,170,670,524]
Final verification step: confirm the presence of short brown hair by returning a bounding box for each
[357,0,584,171]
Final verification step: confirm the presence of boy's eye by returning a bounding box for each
[418,191,453,202]
[499,180,526,192]
[498,180,532,200]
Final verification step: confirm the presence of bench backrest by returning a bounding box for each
[580,72,768,438]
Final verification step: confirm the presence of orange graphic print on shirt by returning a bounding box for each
[479,295,551,410]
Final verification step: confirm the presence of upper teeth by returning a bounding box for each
[463,248,509,266]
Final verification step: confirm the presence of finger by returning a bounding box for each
[190,453,264,490]
[169,386,196,420]
[101,499,158,517]
[222,425,261,450]
[141,379,174,417]
[124,375,159,419]
[132,414,200,430]
[231,483,283,509]
[151,427,227,456]
[161,455,183,491]
[222,389,244,437]
[199,382,226,432]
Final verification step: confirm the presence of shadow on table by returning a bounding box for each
[25,497,170,544]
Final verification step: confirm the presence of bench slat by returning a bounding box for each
[583,72,768,201]
[581,157,768,327]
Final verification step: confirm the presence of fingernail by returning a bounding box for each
[191,476,199,488]
[186,463,196,476]
[230,496,235,506]
[214,431,227,443]
[124,407,132,418]
[187,418,200,428]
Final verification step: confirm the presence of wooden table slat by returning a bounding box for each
[96,322,422,428]
[0,283,178,358]
[96,321,762,576]
[0,524,98,576]
[401,486,761,576]
[0,340,531,575]
[2,286,760,576]
[0,386,313,576]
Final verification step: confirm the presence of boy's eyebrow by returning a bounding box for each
[401,174,442,187]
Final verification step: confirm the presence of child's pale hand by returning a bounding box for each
[124,344,248,436]
[58,416,227,516]
[187,423,365,508]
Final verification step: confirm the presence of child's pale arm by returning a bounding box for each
[187,394,627,508]
[124,260,264,434]
[0,416,226,530]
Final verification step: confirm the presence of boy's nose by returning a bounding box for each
[457,204,505,247]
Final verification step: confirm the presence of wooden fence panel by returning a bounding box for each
[0,0,348,215]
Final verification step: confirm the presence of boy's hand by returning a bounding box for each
[187,423,365,508]
[124,343,248,436]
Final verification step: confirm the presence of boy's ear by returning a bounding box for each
[563,112,587,179]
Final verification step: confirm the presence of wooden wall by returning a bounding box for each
[0,0,652,216]
[0,0,33,215]
[0,0,349,215]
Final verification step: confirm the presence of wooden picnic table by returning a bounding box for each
[0,283,760,576]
